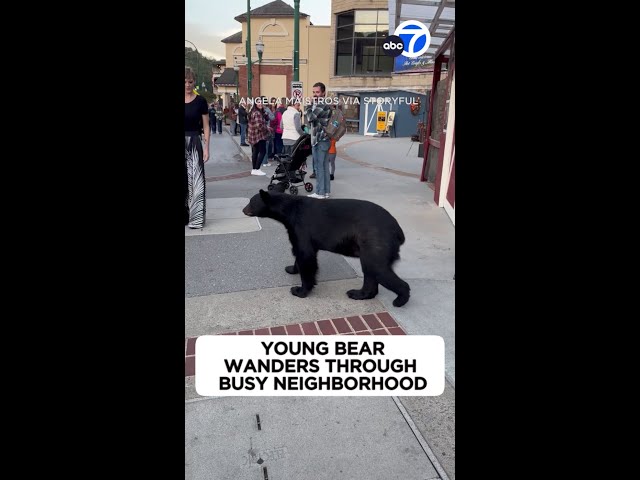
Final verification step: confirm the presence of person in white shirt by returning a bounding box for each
[281,99,305,156]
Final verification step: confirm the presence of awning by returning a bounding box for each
[389,0,455,61]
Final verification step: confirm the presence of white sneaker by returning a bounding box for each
[250,169,258,175]
[264,162,271,167]
[324,193,330,199]
[308,193,324,199]
[255,169,267,176]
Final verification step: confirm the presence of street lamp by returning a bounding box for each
[234,65,240,100]
[247,39,265,98]
[256,39,264,97]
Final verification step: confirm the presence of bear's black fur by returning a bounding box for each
[242,190,410,307]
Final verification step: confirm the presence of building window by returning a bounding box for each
[335,10,391,76]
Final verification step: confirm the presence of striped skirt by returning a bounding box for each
[184,131,206,229]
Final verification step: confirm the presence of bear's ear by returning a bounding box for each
[259,189,271,203]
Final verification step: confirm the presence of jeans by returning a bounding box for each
[230,120,237,135]
[262,137,273,165]
[251,140,266,170]
[240,123,247,144]
[216,120,223,133]
[327,153,336,175]
[274,133,283,155]
[312,141,331,195]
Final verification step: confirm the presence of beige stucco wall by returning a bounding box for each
[232,16,330,100]
[391,72,432,92]
[241,17,310,61]
[305,26,331,98]
[227,2,433,97]
[225,42,244,67]
[259,74,287,100]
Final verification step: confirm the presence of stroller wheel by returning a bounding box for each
[283,182,290,189]
[304,182,313,192]
[267,184,275,191]
[289,186,299,195]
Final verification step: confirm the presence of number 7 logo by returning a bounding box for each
[394,20,432,58]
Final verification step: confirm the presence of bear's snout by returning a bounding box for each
[242,205,253,216]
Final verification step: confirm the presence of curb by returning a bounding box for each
[225,127,252,163]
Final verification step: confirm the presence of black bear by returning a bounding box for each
[242,190,410,307]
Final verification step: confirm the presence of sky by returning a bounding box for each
[185,0,332,60]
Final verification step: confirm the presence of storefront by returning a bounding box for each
[358,91,427,137]
[421,28,454,224]
[328,1,432,138]
[388,0,455,224]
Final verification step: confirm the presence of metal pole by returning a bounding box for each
[246,0,252,98]
[258,50,262,98]
[293,0,299,81]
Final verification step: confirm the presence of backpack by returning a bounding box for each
[325,107,347,141]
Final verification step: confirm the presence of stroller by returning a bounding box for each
[267,134,314,195]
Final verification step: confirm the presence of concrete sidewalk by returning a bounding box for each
[186,128,455,479]
[186,396,442,480]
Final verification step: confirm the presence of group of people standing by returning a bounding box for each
[247,97,299,175]
[208,102,236,136]
[185,65,340,229]
[246,86,338,191]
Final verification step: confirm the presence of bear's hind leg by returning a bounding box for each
[285,261,299,274]
[377,268,411,307]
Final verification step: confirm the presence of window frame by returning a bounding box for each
[334,9,392,77]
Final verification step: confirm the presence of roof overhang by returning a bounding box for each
[389,0,455,61]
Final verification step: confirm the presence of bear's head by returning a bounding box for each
[242,189,275,217]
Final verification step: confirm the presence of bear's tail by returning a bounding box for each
[391,228,405,264]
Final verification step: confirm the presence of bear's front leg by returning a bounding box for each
[286,243,300,274]
[290,252,318,298]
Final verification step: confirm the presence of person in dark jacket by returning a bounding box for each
[208,103,216,134]
[238,104,249,146]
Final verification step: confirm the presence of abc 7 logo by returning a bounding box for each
[382,35,405,57]
[383,21,432,59]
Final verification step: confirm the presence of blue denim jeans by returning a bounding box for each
[312,140,331,195]
[240,123,247,144]
[262,137,273,165]
[274,133,283,155]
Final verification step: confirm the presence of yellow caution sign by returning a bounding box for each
[377,111,387,132]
